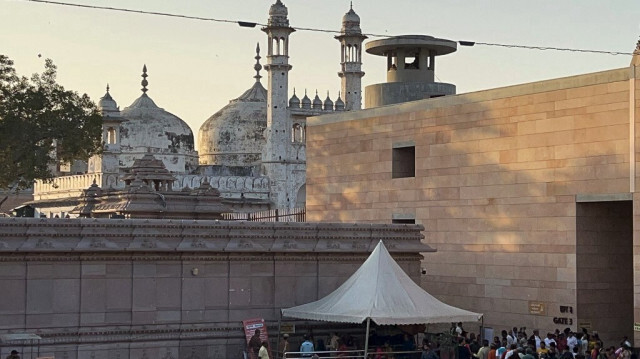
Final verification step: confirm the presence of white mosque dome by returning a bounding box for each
[198,44,268,167]
[119,65,198,174]
[341,5,362,34]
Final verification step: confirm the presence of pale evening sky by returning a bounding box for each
[1,0,639,150]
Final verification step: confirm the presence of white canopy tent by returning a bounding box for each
[281,240,482,358]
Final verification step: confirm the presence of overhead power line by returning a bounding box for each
[23,0,637,57]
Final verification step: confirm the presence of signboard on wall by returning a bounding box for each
[578,322,592,330]
[633,323,640,332]
[243,318,271,359]
[528,301,546,315]
[280,323,296,334]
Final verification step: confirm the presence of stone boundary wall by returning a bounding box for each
[0,218,429,359]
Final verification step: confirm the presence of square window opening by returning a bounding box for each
[392,146,415,178]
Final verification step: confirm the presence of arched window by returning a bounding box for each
[107,127,116,144]
[292,123,303,143]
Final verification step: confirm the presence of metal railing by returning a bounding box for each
[223,207,306,222]
[282,349,423,359]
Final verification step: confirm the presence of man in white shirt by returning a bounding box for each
[259,341,270,359]
[544,333,556,348]
[566,332,578,354]
[456,322,464,336]
[505,345,518,359]
[476,340,490,359]
[532,330,541,351]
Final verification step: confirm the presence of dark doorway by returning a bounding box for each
[576,200,632,344]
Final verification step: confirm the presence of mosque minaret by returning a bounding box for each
[336,3,367,111]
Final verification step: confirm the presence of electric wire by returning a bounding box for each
[21,0,637,57]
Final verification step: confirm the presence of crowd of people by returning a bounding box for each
[251,323,635,359]
[450,323,634,359]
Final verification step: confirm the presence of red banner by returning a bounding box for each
[243,318,271,359]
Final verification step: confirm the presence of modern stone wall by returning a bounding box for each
[306,66,640,345]
[0,218,428,359]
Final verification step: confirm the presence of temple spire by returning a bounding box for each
[141,64,148,94]
[106,83,110,94]
[254,43,263,83]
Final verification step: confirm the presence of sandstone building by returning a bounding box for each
[306,41,640,345]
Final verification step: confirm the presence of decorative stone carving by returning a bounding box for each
[191,239,206,248]
[283,240,297,249]
[90,239,106,248]
[36,238,53,248]
[140,239,157,248]
[351,241,367,250]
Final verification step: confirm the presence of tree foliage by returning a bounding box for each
[0,55,103,190]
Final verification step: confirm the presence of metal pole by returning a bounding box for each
[363,318,371,359]
[481,317,484,342]
[276,310,283,359]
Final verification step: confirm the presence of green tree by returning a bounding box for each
[0,55,102,195]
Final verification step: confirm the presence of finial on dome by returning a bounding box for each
[106,83,110,94]
[350,1,353,9]
[141,64,148,94]
[254,42,262,82]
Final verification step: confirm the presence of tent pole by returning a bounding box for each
[363,317,371,359]
[480,316,484,342]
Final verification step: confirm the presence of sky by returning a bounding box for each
[1,0,639,150]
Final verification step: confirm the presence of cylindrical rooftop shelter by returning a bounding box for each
[364,35,457,107]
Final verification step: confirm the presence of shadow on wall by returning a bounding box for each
[305,80,633,342]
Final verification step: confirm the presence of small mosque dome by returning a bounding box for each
[269,0,288,17]
[341,4,362,34]
[119,65,198,173]
[323,93,334,111]
[289,89,300,108]
[301,91,312,109]
[268,0,289,27]
[335,93,345,111]
[312,91,323,109]
[98,84,119,114]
